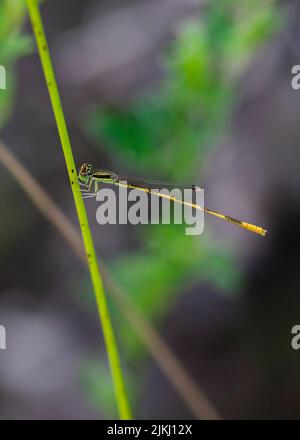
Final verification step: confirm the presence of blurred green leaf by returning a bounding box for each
[80,358,137,419]
[0,1,31,128]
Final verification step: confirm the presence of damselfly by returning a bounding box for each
[78,163,267,236]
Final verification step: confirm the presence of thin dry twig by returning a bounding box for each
[0,139,222,420]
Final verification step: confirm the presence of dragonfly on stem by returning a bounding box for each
[78,163,267,237]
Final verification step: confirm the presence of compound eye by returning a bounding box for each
[80,163,92,176]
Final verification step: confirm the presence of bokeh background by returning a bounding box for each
[1,0,300,419]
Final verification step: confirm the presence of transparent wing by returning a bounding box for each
[114,174,202,192]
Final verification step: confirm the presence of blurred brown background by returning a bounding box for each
[1,0,300,419]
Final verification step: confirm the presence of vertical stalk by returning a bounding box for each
[26,0,132,420]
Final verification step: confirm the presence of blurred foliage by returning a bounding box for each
[0,0,32,128]
[88,0,280,180]
[85,0,281,415]
[0,2,35,260]
[80,358,138,419]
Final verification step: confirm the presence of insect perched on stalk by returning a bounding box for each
[78,163,267,237]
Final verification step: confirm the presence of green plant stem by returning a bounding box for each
[26,0,131,420]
